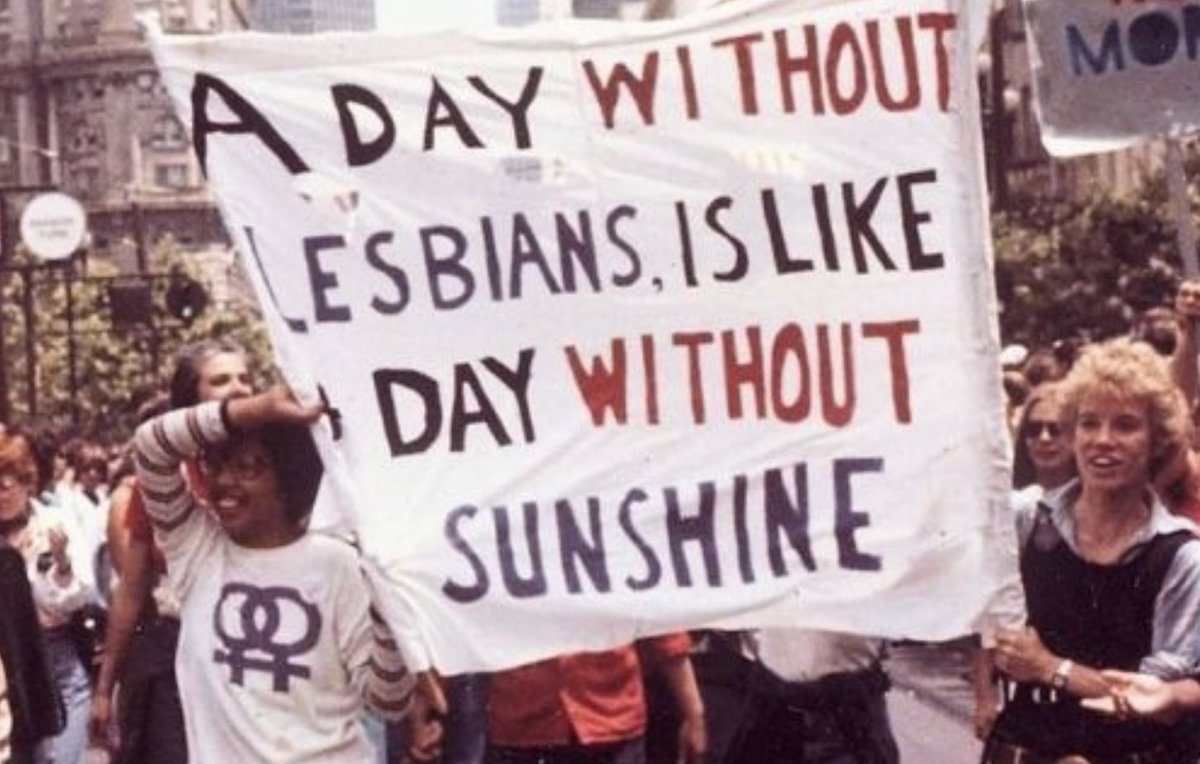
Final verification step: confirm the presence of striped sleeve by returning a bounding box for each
[0,655,10,764]
[360,606,416,721]
[133,401,226,531]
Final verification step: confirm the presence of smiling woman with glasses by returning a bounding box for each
[131,386,424,763]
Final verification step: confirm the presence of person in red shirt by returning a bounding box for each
[484,635,706,764]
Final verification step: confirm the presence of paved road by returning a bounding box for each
[887,638,984,763]
[890,686,983,762]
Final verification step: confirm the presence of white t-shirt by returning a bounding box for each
[171,529,379,763]
[135,402,412,764]
[18,502,92,629]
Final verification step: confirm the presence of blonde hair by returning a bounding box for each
[1058,338,1190,460]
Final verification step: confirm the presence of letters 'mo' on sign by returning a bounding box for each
[147,0,1010,674]
[1022,0,1200,155]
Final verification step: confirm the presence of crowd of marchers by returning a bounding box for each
[9,280,1200,763]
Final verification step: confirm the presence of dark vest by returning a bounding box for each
[993,506,1192,757]
[0,541,63,757]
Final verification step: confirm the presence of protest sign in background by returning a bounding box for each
[147,0,1010,674]
[1022,0,1200,156]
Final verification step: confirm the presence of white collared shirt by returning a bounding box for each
[750,629,884,683]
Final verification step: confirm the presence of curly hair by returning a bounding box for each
[1058,338,1190,465]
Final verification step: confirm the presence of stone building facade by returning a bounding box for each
[0,0,247,259]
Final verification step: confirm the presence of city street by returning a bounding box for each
[12,1,1188,762]
[888,639,984,763]
[890,688,983,762]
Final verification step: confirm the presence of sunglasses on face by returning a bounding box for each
[1022,420,1063,440]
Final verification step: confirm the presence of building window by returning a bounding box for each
[498,0,542,26]
[149,116,187,150]
[154,163,189,188]
[69,122,102,153]
[69,167,101,197]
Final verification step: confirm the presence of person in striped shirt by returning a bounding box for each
[134,385,415,763]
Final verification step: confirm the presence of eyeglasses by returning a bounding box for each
[200,453,271,481]
[0,468,35,489]
[1022,421,1063,440]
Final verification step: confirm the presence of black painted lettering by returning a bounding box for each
[448,364,510,452]
[494,503,548,598]
[467,67,543,149]
[664,483,721,587]
[365,231,411,315]
[374,368,442,456]
[834,457,883,571]
[420,225,475,310]
[331,83,396,167]
[481,349,537,445]
[192,73,309,176]
[764,464,816,575]
[423,77,484,150]
[442,505,490,602]
[304,235,351,323]
[556,497,611,594]
[897,169,943,270]
[619,488,662,590]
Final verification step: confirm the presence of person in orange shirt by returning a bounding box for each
[484,636,706,764]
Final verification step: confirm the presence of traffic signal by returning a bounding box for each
[107,282,153,326]
[165,275,208,324]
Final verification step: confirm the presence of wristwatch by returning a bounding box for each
[1050,659,1073,691]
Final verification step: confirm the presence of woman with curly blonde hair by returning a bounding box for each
[982,338,1200,762]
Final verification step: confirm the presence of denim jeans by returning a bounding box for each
[35,632,89,764]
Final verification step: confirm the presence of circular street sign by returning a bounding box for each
[20,192,87,261]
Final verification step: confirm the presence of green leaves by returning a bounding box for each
[0,239,270,441]
[994,159,1194,349]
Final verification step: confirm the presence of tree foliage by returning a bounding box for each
[0,239,271,442]
[993,157,1197,350]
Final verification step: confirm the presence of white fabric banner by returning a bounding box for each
[146,0,1012,674]
[1021,0,1200,156]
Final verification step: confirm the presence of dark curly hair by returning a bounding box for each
[214,423,323,526]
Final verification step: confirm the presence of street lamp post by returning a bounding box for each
[987,7,1011,211]
[0,182,56,421]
